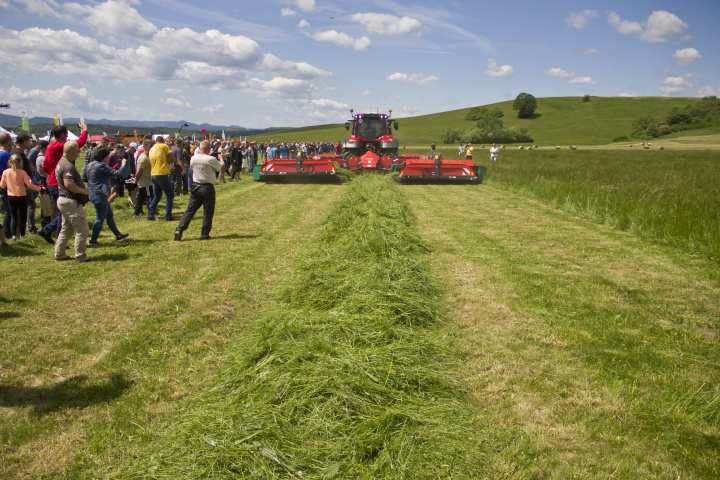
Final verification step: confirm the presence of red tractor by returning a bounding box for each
[338,109,400,172]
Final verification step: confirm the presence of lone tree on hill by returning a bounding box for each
[513,92,537,119]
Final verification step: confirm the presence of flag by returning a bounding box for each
[222,129,225,140]
[54,113,63,126]
[20,109,29,132]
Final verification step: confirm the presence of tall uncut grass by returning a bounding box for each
[485,149,720,262]
[130,175,488,479]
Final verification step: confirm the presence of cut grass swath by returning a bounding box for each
[129,175,488,479]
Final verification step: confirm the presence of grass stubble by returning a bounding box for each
[0,179,342,478]
[407,178,720,478]
[126,175,490,479]
[2,147,719,478]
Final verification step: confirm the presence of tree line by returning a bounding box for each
[616,96,720,142]
[441,93,537,144]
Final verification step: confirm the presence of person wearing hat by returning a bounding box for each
[465,143,474,162]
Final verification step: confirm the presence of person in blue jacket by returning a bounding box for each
[82,147,130,245]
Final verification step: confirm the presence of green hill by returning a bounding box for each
[247,96,718,146]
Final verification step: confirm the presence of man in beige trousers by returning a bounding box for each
[55,141,91,262]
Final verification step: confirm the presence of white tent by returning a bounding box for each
[0,126,17,140]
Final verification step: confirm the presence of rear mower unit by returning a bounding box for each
[255,154,337,182]
[397,154,486,183]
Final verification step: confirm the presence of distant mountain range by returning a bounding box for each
[0,113,286,135]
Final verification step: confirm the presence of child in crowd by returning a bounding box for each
[0,154,42,240]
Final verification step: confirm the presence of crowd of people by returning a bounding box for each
[1,125,336,259]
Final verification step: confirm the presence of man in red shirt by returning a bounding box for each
[38,122,88,243]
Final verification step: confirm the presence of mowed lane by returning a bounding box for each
[0,180,345,479]
[406,183,720,479]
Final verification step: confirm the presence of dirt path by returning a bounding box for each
[406,183,720,478]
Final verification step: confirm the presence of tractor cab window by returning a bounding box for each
[357,117,386,140]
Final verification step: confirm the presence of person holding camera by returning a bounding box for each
[54,141,91,262]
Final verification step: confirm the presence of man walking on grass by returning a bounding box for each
[54,141,91,263]
[148,136,176,221]
[174,140,223,241]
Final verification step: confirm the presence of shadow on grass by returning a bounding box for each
[88,253,132,262]
[216,233,262,240]
[178,233,262,241]
[0,296,28,321]
[0,242,43,258]
[0,373,133,415]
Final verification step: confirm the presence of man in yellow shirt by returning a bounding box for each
[465,143,474,162]
[148,136,177,221]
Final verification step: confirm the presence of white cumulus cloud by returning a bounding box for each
[484,58,513,78]
[608,10,689,44]
[659,73,698,96]
[291,0,315,13]
[65,0,158,40]
[543,68,596,85]
[160,98,192,109]
[674,48,702,66]
[202,104,225,114]
[0,85,111,113]
[308,30,371,50]
[349,13,422,36]
[281,8,296,16]
[566,10,599,29]
[577,48,600,56]
[607,12,643,36]
[298,20,310,28]
[698,82,720,97]
[385,72,439,87]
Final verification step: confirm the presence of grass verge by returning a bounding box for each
[407,182,720,478]
[128,175,489,479]
[482,149,720,263]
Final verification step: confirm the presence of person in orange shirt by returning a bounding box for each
[0,154,41,240]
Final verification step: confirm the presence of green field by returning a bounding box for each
[247,96,720,147]
[2,99,720,478]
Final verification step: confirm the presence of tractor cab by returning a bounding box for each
[342,109,400,162]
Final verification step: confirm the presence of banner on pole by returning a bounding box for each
[20,109,29,131]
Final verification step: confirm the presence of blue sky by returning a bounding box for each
[1,0,718,128]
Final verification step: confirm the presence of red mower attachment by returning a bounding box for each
[337,150,397,173]
[397,154,485,183]
[256,155,337,181]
